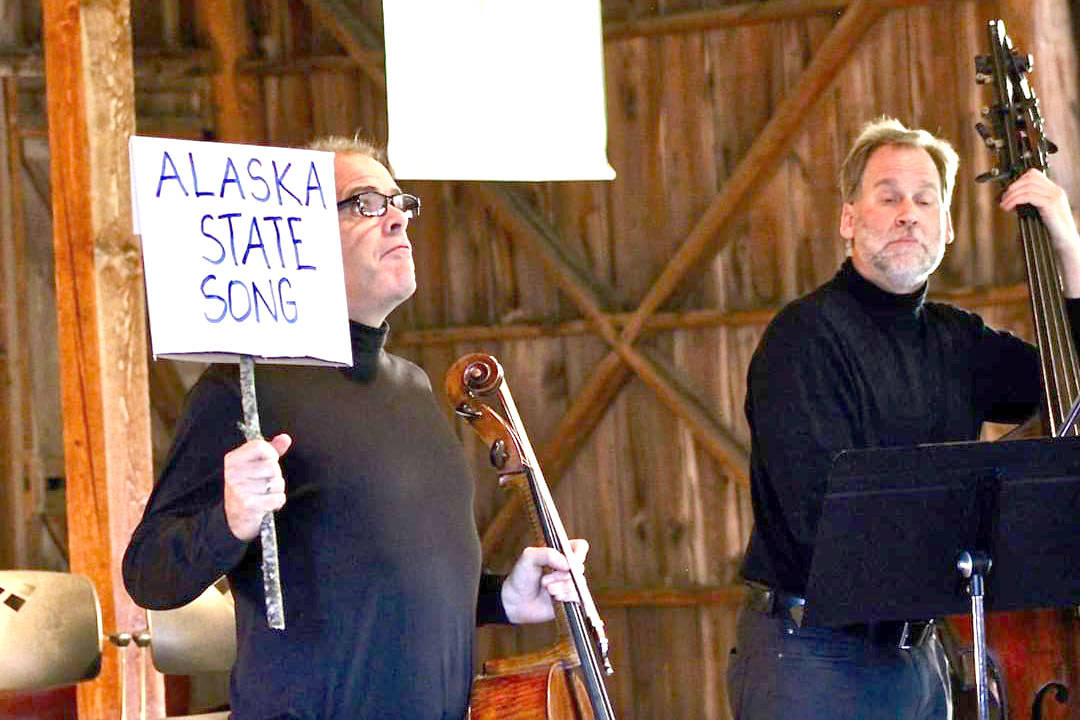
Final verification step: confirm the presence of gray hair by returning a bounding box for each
[306,133,386,165]
[839,117,959,208]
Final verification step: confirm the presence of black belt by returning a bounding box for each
[743,582,934,650]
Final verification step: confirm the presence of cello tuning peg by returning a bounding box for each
[975,54,992,74]
[1046,139,1059,154]
[454,403,483,421]
[489,438,509,470]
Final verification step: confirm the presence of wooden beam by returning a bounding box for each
[300,0,386,90]
[391,283,1030,345]
[0,49,214,81]
[237,53,377,76]
[603,0,962,39]
[604,0,850,39]
[0,51,44,78]
[41,1,162,716]
[474,185,621,342]
[472,184,749,516]
[594,584,746,609]
[391,307,780,346]
[0,76,30,568]
[195,0,265,142]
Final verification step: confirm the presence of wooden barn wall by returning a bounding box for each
[0,0,1077,718]
[234,2,1076,718]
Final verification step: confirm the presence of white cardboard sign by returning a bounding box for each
[129,136,351,366]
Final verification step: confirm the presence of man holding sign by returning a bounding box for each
[123,137,586,720]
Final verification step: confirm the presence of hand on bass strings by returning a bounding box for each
[1000,169,1080,296]
[501,539,590,624]
[223,433,293,541]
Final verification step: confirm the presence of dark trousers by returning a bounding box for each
[727,605,951,720]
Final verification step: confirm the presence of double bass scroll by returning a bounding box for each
[446,353,617,720]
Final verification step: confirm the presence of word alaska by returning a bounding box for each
[155,151,328,209]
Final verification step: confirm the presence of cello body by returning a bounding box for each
[468,641,594,720]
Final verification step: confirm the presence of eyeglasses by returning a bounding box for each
[336,191,421,219]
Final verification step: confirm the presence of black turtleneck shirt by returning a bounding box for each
[741,260,1080,596]
[123,322,507,720]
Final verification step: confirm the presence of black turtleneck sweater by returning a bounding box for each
[741,260,1080,596]
[123,322,506,720]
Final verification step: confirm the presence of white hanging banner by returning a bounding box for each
[129,136,352,366]
[383,0,616,182]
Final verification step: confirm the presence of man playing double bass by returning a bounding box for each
[123,136,588,720]
[727,117,1080,719]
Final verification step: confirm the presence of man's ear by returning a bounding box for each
[945,211,955,245]
[839,203,855,241]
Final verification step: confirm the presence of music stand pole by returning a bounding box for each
[957,550,992,720]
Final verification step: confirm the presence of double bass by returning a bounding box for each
[963,18,1080,720]
[445,353,618,720]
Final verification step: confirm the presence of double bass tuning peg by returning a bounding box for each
[975,123,1005,151]
[976,168,1006,184]
[1010,53,1033,74]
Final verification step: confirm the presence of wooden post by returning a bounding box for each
[41,0,163,717]
[196,0,267,143]
[0,77,29,570]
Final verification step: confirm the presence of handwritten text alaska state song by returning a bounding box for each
[154,149,330,325]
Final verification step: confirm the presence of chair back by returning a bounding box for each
[0,571,102,691]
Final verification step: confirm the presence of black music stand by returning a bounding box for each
[804,437,1080,720]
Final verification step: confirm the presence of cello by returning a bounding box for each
[964,18,1080,720]
[444,353,618,720]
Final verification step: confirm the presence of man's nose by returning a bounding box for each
[384,204,409,234]
[895,198,919,225]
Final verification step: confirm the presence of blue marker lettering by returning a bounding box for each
[220,157,246,199]
[272,161,301,206]
[247,158,271,202]
[219,212,242,266]
[305,162,326,208]
[201,275,227,322]
[155,151,187,197]
[287,217,316,271]
[189,152,214,197]
[252,280,278,323]
[200,214,225,264]
[227,280,252,321]
[263,216,286,267]
[279,277,298,323]
[242,217,271,268]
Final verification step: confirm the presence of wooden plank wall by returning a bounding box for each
[1,0,1078,718]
